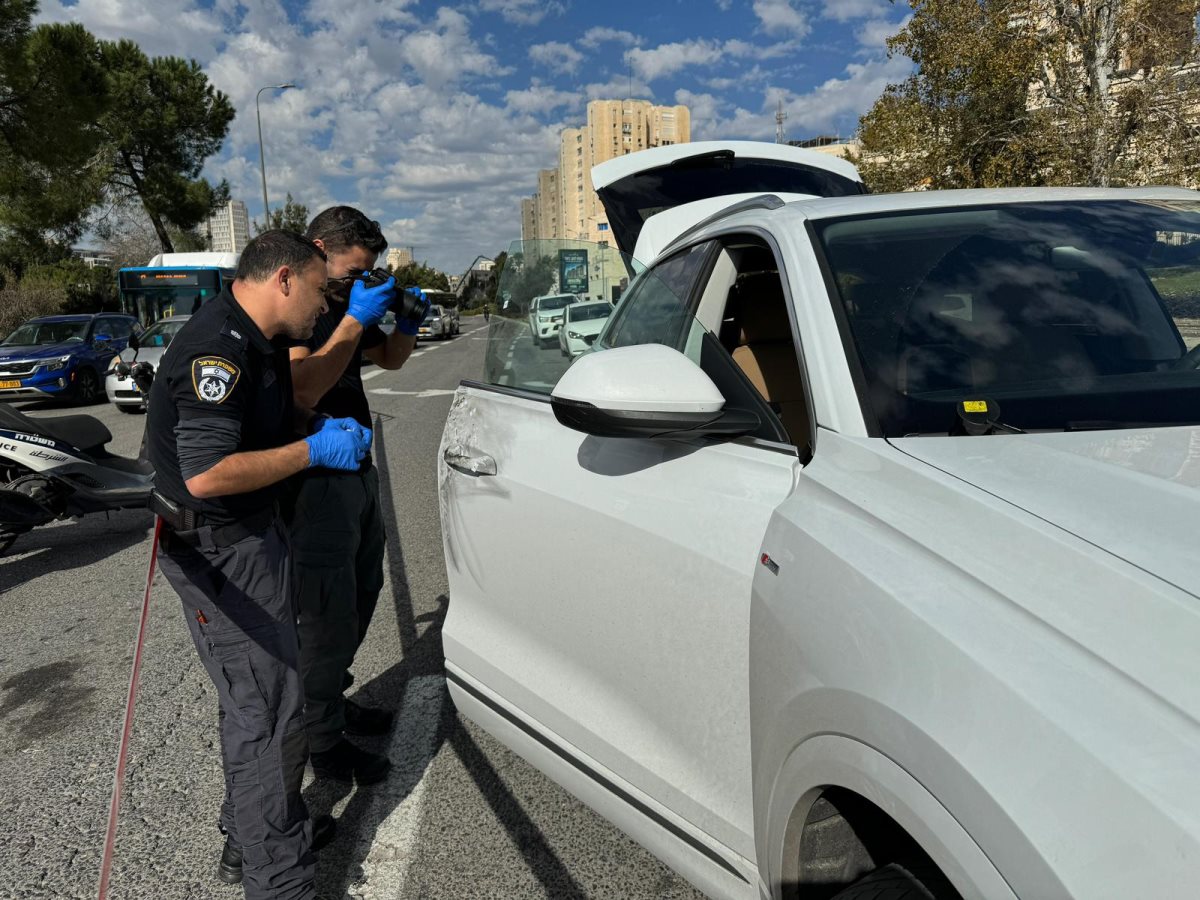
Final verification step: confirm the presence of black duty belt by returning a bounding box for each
[150,490,278,550]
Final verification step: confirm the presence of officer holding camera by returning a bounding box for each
[287,207,428,784]
[146,231,374,900]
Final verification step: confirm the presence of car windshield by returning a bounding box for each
[815,200,1200,436]
[568,303,612,322]
[139,319,187,348]
[2,320,89,346]
[423,307,442,322]
[538,295,576,311]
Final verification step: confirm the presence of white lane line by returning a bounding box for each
[361,367,386,381]
[348,675,445,900]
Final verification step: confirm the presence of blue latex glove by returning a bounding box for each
[304,417,373,470]
[395,287,430,336]
[347,275,396,328]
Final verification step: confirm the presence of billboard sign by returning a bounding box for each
[559,249,588,295]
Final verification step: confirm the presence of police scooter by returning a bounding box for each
[0,362,155,554]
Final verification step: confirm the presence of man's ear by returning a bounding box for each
[311,238,326,254]
[277,265,293,296]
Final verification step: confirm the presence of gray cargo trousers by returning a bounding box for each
[289,465,385,753]
[158,520,315,900]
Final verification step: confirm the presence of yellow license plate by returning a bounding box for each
[0,380,21,389]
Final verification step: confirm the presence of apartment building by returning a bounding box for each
[522,99,691,246]
[207,200,251,255]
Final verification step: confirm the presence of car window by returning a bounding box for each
[104,318,132,339]
[815,200,1200,435]
[601,241,715,351]
[482,239,642,395]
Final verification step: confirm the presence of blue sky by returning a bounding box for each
[37,0,912,273]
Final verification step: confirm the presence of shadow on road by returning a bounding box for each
[308,419,587,900]
[0,509,154,592]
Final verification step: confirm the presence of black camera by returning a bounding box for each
[325,268,428,328]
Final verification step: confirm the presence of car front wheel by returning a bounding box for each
[73,368,99,404]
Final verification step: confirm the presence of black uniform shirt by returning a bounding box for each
[146,286,295,526]
[303,300,385,429]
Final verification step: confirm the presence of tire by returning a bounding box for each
[829,863,956,900]
[73,367,99,405]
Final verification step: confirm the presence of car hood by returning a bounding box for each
[0,343,78,361]
[891,426,1200,598]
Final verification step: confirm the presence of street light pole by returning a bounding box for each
[256,82,295,229]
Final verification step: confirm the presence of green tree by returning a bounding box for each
[858,0,1047,192]
[253,192,308,234]
[1032,0,1200,186]
[858,0,1200,191]
[0,1,110,258]
[390,259,451,290]
[98,39,234,253]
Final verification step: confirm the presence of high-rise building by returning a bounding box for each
[521,197,538,243]
[386,247,414,270]
[207,200,251,255]
[520,99,691,246]
[536,169,559,240]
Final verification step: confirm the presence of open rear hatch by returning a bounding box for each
[592,140,866,257]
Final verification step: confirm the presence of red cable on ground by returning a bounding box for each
[96,516,163,900]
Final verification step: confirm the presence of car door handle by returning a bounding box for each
[443,446,497,476]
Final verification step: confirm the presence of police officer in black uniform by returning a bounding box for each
[146,230,384,900]
[286,207,425,783]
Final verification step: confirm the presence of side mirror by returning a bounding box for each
[551,344,759,440]
[127,332,140,350]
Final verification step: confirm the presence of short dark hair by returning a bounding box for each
[305,206,387,256]
[235,230,327,282]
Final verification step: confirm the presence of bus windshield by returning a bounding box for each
[118,267,230,326]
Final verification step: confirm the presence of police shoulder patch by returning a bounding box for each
[191,356,241,404]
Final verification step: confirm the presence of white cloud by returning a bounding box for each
[477,0,564,26]
[35,0,228,62]
[715,0,733,9]
[529,40,585,74]
[505,83,582,115]
[675,89,723,131]
[579,26,640,49]
[856,16,906,51]
[627,40,725,81]
[753,0,810,38]
[822,0,893,22]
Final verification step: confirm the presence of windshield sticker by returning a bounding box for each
[191,357,241,404]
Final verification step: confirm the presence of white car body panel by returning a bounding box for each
[751,430,1200,898]
[631,193,816,266]
[558,314,608,356]
[439,184,1200,899]
[440,386,797,868]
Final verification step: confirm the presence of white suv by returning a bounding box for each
[438,141,1200,900]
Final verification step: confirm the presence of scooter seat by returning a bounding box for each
[0,403,112,452]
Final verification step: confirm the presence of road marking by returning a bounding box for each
[369,388,457,398]
[347,675,445,900]
[361,367,386,381]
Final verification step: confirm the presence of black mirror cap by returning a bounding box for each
[552,396,759,440]
[127,332,140,350]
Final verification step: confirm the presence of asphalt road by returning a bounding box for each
[0,317,704,900]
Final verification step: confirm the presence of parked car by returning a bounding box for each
[418,305,452,340]
[105,314,190,412]
[557,301,612,357]
[438,140,1200,900]
[528,293,579,348]
[0,313,140,404]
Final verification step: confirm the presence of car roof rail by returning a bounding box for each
[665,194,787,251]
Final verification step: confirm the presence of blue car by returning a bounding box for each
[0,313,141,404]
